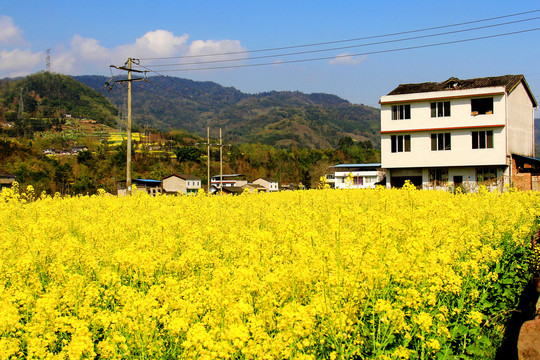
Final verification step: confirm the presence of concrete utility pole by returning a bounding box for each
[207,127,211,192]
[109,58,146,195]
[220,128,223,193]
[17,88,26,137]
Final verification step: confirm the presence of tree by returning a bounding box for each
[112,141,127,167]
[77,150,93,165]
[174,146,203,163]
[54,162,72,194]
[337,136,354,150]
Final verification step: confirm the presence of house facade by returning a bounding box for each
[210,174,248,189]
[253,178,279,192]
[380,75,537,191]
[0,170,16,191]
[330,164,383,189]
[117,179,162,196]
[162,174,201,195]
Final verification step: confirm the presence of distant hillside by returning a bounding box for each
[0,72,117,127]
[75,75,380,149]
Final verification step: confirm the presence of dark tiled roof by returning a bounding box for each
[220,186,245,194]
[387,75,525,96]
[0,169,15,178]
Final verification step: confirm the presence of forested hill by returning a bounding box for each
[75,75,381,149]
[0,72,117,127]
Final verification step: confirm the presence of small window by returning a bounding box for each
[430,101,450,117]
[431,133,451,151]
[391,134,411,153]
[472,131,494,149]
[392,104,411,120]
[471,98,493,115]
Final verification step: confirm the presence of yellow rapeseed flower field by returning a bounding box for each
[0,183,538,359]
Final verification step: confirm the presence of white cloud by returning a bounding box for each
[0,20,247,77]
[186,39,243,57]
[0,49,42,77]
[114,30,188,62]
[329,53,367,66]
[0,16,25,46]
[52,50,77,75]
[71,35,111,61]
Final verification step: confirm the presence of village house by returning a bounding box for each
[242,183,267,193]
[210,174,248,189]
[162,174,201,195]
[328,163,384,189]
[117,178,162,196]
[0,170,16,191]
[379,75,538,191]
[252,178,279,192]
[71,145,89,154]
[215,186,245,195]
[280,183,303,191]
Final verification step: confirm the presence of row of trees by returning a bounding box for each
[1,134,380,195]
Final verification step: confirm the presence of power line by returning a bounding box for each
[138,8,540,61]
[136,27,540,73]
[139,16,540,68]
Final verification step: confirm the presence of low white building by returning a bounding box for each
[331,163,383,189]
[210,174,248,188]
[162,174,201,195]
[253,178,279,192]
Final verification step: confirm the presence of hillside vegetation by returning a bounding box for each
[0,72,118,133]
[0,73,380,194]
[75,75,381,149]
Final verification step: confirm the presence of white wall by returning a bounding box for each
[334,170,379,189]
[163,176,185,193]
[381,88,508,169]
[507,82,535,157]
[381,127,507,168]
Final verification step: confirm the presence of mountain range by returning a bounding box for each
[74,75,381,149]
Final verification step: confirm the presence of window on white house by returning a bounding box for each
[471,98,493,115]
[429,168,448,184]
[353,176,363,186]
[430,101,450,117]
[431,133,451,151]
[476,167,497,184]
[392,104,411,120]
[365,176,378,183]
[472,130,493,149]
[391,134,411,153]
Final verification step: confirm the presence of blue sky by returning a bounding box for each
[1,1,539,113]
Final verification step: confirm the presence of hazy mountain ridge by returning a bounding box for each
[75,75,381,149]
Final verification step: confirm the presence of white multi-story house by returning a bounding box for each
[162,174,201,195]
[380,75,537,191]
[331,164,383,189]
